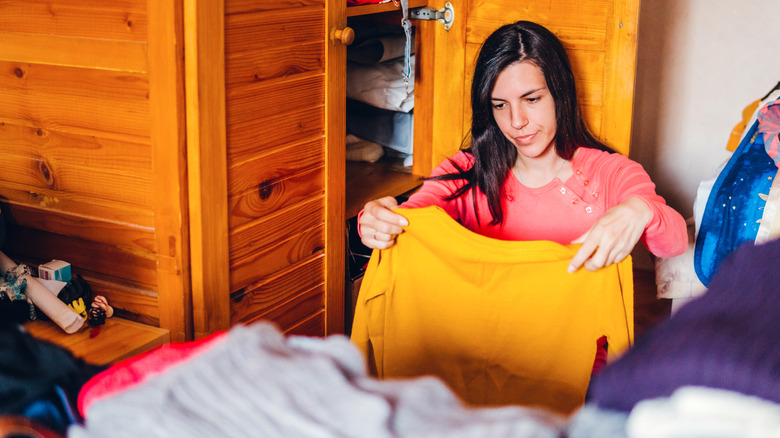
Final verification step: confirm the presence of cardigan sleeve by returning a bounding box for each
[600,154,688,258]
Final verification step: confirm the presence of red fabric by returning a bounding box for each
[77,331,227,417]
[592,335,608,374]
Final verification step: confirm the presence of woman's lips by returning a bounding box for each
[514,133,537,145]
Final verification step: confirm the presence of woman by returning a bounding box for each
[358,21,687,273]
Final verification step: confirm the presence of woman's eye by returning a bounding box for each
[492,102,506,109]
[526,97,539,103]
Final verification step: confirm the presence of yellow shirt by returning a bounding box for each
[351,206,634,414]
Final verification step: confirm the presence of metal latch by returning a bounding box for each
[410,1,454,31]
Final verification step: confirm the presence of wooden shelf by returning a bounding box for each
[346,157,424,218]
[25,317,170,365]
[347,0,427,17]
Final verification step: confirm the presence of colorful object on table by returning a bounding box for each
[68,298,87,320]
[1,264,36,320]
[38,260,72,283]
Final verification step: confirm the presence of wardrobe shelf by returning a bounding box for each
[346,158,423,218]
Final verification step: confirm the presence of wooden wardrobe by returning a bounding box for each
[0,0,639,342]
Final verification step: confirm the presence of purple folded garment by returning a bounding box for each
[588,237,780,412]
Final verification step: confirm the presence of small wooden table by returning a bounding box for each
[24,317,170,365]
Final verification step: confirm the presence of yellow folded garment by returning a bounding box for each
[351,206,633,414]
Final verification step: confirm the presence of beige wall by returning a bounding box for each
[630,0,780,218]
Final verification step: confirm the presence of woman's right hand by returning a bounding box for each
[358,196,409,249]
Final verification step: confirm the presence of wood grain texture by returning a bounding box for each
[230,255,324,324]
[226,74,325,127]
[184,0,230,339]
[467,0,610,50]
[4,225,158,288]
[24,317,169,365]
[599,0,640,154]
[227,0,324,16]
[227,137,324,194]
[227,106,325,165]
[230,225,325,292]
[284,310,325,336]
[0,61,151,141]
[225,7,324,56]
[226,41,324,85]
[0,123,152,176]
[0,146,152,208]
[0,32,148,72]
[325,0,347,334]
[229,167,325,229]
[230,197,324,269]
[1,203,154,253]
[249,286,324,331]
[148,0,190,341]
[0,0,147,41]
[420,1,468,169]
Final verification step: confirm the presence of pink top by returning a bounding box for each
[402,147,687,258]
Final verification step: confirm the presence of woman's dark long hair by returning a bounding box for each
[432,20,612,226]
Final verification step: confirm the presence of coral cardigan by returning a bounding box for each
[402,147,687,258]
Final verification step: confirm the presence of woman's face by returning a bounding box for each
[490,61,557,161]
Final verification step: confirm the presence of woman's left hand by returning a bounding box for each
[567,197,653,273]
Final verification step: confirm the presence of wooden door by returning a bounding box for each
[415,0,640,170]
[189,0,345,338]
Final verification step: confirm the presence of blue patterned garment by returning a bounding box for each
[694,114,777,286]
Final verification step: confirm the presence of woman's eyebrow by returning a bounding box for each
[520,87,546,98]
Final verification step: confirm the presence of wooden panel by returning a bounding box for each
[0,185,155,229]
[466,0,610,51]
[0,0,148,41]
[4,225,157,288]
[230,197,324,269]
[230,255,324,324]
[226,74,324,128]
[599,0,640,154]
[418,3,468,170]
[84,276,160,325]
[230,225,325,292]
[229,167,325,229]
[0,147,152,208]
[227,107,324,165]
[225,7,325,55]
[2,203,154,253]
[148,0,190,341]
[247,286,324,331]
[226,41,324,85]
[0,32,148,72]
[0,61,151,141]
[325,0,347,334]
[0,123,152,177]
[228,137,324,195]
[283,310,325,335]
[227,0,324,16]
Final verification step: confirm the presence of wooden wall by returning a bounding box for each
[0,0,191,341]
[220,0,329,335]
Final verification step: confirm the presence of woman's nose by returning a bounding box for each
[510,106,528,129]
